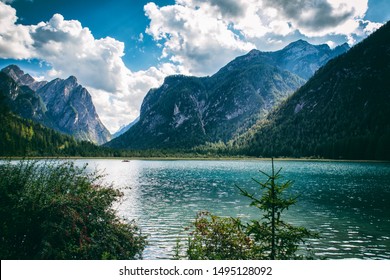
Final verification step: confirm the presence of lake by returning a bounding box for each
[74,159,390,260]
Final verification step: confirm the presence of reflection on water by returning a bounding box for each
[75,159,390,260]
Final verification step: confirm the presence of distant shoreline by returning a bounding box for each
[1,156,389,163]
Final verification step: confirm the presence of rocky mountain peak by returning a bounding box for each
[284,39,311,48]
[1,65,111,145]
[36,76,111,144]
[65,75,78,85]
[106,39,350,150]
[2,65,25,78]
[334,42,350,53]
[272,39,349,79]
[2,64,34,85]
[283,39,326,56]
[247,49,261,56]
[1,64,47,91]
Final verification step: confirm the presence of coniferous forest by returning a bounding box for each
[1,22,390,160]
[1,1,390,267]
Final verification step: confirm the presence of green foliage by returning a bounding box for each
[233,22,390,160]
[187,211,262,260]
[186,159,317,260]
[0,160,146,259]
[237,159,317,259]
[0,102,106,157]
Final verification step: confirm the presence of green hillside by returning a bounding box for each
[0,90,105,157]
[233,22,390,160]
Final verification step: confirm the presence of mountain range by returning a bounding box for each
[106,40,349,150]
[112,117,139,139]
[2,25,388,161]
[233,21,390,160]
[0,65,111,145]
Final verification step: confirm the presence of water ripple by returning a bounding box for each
[73,159,390,260]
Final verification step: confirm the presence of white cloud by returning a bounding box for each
[361,20,383,35]
[31,13,136,97]
[0,2,34,58]
[0,2,178,133]
[87,63,180,132]
[144,1,255,76]
[326,40,337,48]
[0,1,384,133]
[145,0,383,74]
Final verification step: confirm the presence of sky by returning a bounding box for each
[0,0,389,133]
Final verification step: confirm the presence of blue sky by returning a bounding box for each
[4,0,175,71]
[0,0,389,132]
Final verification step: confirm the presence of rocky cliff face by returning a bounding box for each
[107,68,303,149]
[37,76,111,144]
[107,40,348,150]
[1,65,111,145]
[0,71,50,125]
[269,40,350,80]
[1,65,47,91]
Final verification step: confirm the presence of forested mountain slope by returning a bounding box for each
[107,40,348,150]
[233,22,390,160]
[1,66,111,145]
[0,90,102,156]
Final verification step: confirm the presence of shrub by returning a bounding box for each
[0,160,146,259]
[187,211,263,260]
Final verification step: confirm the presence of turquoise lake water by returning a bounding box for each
[74,159,390,260]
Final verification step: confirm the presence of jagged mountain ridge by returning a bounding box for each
[0,72,51,126]
[0,65,111,145]
[36,76,111,145]
[107,40,349,150]
[1,65,47,91]
[112,117,139,138]
[270,40,350,80]
[233,22,390,160]
[107,66,304,149]
[214,40,349,81]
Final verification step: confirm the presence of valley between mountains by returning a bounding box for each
[1,22,389,160]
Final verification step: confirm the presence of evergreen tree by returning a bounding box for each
[186,159,317,260]
[237,158,317,259]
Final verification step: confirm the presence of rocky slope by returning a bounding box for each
[1,65,111,145]
[2,65,47,91]
[107,40,349,150]
[0,72,51,126]
[268,40,350,80]
[112,117,139,139]
[36,76,111,145]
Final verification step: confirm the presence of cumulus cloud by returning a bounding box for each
[145,2,255,75]
[262,0,355,35]
[0,2,178,133]
[0,2,34,58]
[145,0,383,72]
[0,1,384,133]
[31,14,130,94]
[30,14,180,132]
